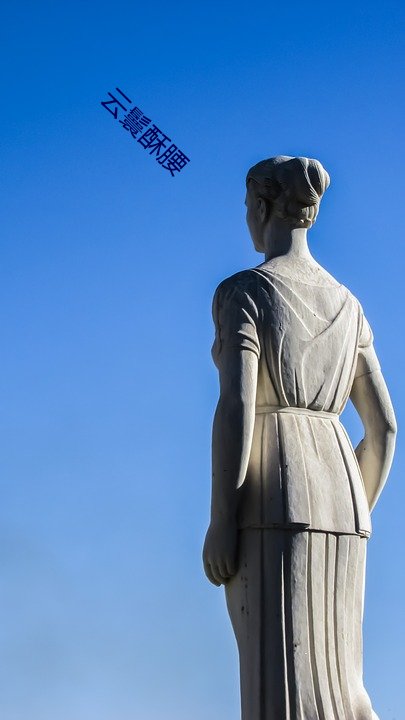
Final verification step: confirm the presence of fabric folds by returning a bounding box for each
[212,262,380,720]
[211,266,377,536]
[226,529,377,720]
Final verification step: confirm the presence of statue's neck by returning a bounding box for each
[263,218,312,262]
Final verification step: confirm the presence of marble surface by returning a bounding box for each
[203,156,396,719]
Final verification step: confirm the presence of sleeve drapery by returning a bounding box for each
[211,272,261,365]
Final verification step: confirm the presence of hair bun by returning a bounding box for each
[246,156,330,229]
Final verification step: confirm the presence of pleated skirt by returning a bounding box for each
[225,530,378,720]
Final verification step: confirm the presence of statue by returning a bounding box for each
[203,156,396,720]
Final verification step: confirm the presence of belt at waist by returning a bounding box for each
[255,405,339,420]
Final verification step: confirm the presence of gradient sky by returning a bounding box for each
[1,1,404,718]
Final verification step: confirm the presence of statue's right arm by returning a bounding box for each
[203,348,258,586]
[350,344,397,512]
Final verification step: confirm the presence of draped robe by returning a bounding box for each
[212,263,380,720]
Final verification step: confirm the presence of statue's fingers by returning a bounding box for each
[225,554,237,578]
[210,561,226,586]
[204,559,221,586]
[217,559,232,582]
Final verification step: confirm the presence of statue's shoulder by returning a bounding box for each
[214,268,260,299]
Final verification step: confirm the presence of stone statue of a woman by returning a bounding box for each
[203,156,396,720]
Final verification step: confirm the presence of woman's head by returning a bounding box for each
[246,156,330,231]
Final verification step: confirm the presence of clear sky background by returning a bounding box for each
[1,1,404,718]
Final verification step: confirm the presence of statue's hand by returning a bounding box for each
[203,520,238,586]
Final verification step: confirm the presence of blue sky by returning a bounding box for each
[1,1,404,718]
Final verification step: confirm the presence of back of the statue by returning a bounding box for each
[203,156,396,720]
